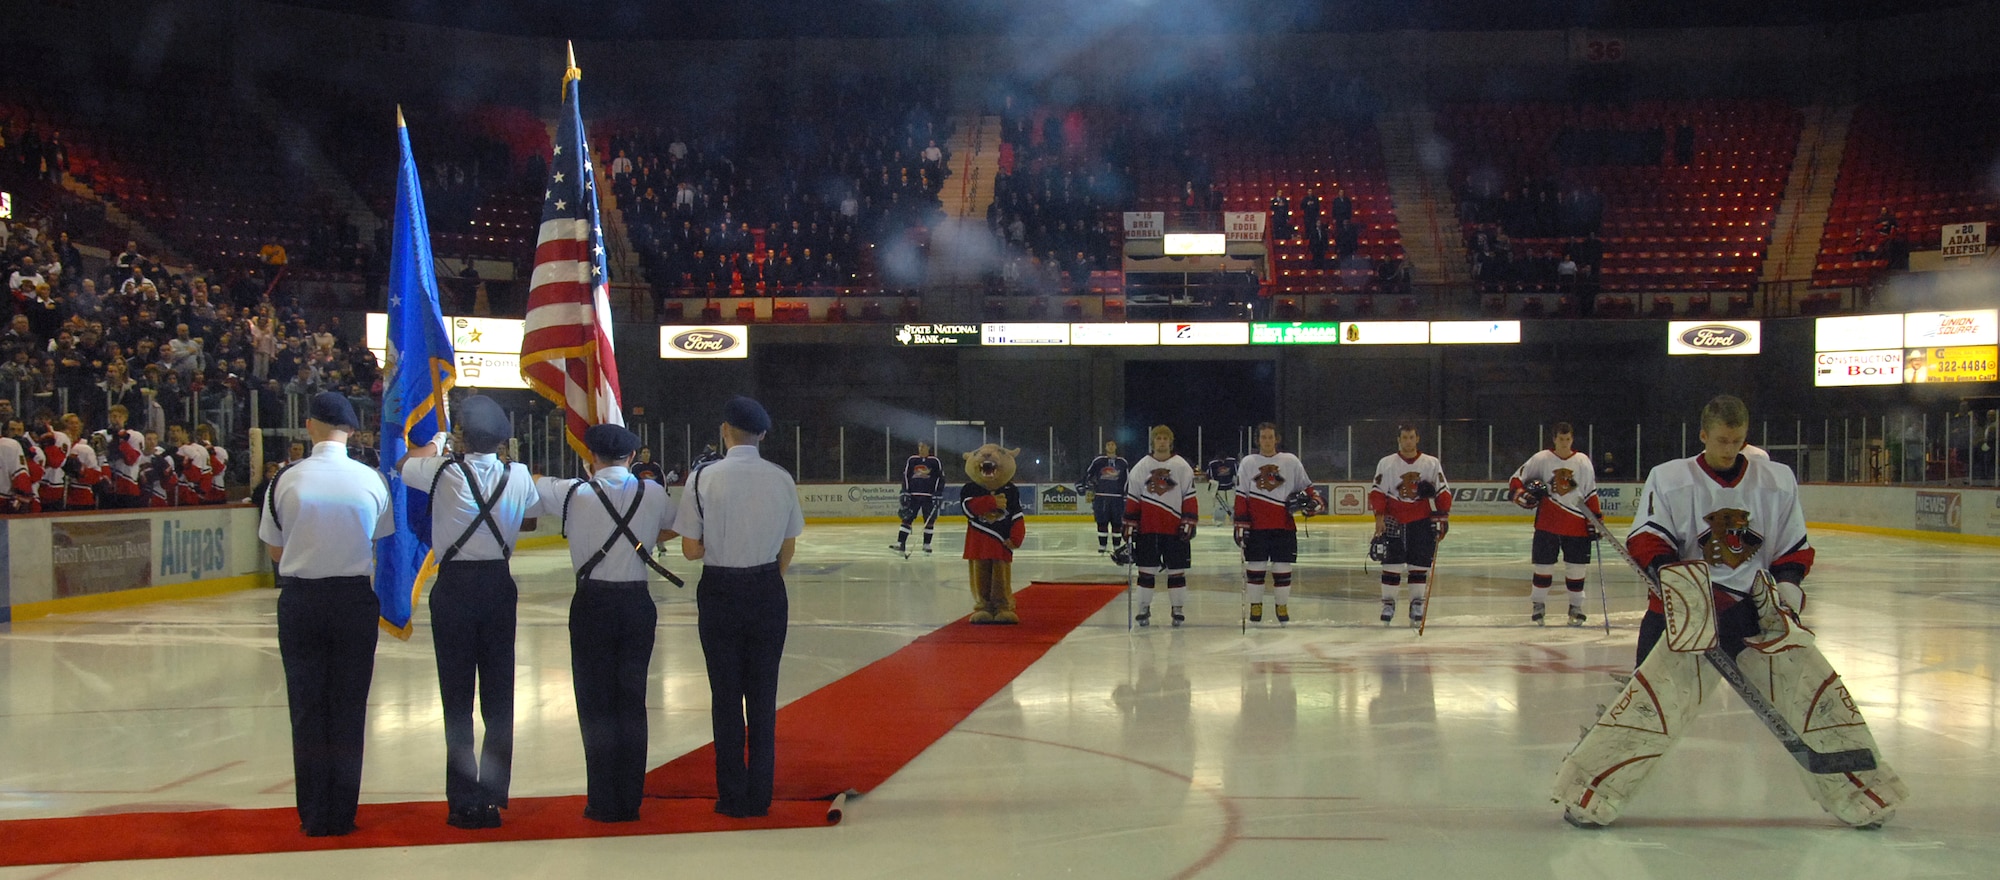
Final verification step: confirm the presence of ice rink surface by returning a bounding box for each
[1,520,1995,879]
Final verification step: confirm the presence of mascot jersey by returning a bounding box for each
[1234,452,1311,531]
[962,482,1024,561]
[1368,452,1452,525]
[1625,453,1815,615]
[1508,448,1600,537]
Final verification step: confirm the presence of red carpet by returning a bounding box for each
[0,582,1121,867]
[645,581,1124,800]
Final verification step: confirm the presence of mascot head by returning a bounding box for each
[964,444,1021,490]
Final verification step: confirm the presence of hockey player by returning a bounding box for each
[102,405,147,508]
[1554,395,1906,828]
[0,418,41,514]
[33,414,72,511]
[1508,421,1600,626]
[169,423,213,507]
[142,431,178,508]
[1080,440,1130,555]
[1204,449,1238,527]
[1369,424,1452,626]
[59,413,105,510]
[1234,422,1317,624]
[1124,426,1198,626]
[196,423,229,504]
[890,441,945,555]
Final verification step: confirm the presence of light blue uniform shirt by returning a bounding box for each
[532,466,676,582]
[401,453,539,561]
[259,441,393,578]
[676,445,804,569]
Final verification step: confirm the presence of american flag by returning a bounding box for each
[521,47,623,460]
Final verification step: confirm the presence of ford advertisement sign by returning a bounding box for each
[1667,320,1760,355]
[659,326,749,359]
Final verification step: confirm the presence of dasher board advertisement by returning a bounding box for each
[1814,349,1903,386]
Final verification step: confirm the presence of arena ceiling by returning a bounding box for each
[271,0,1985,40]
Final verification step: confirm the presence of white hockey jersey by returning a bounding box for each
[1627,453,1815,610]
[1234,452,1312,531]
[1123,453,1197,535]
[1509,449,1600,538]
[1368,452,1452,525]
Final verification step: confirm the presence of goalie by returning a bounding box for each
[1554,395,1906,829]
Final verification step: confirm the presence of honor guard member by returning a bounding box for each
[1124,426,1198,626]
[532,423,677,822]
[1204,449,1238,528]
[890,441,945,555]
[1080,440,1130,555]
[1369,424,1452,626]
[678,396,803,818]
[1508,421,1601,626]
[1234,423,1317,624]
[258,392,393,837]
[400,395,539,830]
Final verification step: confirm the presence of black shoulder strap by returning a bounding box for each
[264,459,305,531]
[438,458,514,563]
[577,478,682,585]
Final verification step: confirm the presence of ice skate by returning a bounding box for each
[1531,601,1547,625]
[1568,608,1587,627]
[1170,607,1185,627]
[1409,599,1426,627]
[1134,610,1151,627]
[922,545,933,554]
[1248,604,1263,623]
[1380,600,1396,624]
[1275,604,1289,624]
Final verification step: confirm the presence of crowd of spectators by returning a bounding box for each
[3,210,382,498]
[1458,175,1608,292]
[984,97,1128,294]
[613,86,952,315]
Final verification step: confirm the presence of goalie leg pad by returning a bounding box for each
[1553,648,1715,825]
[1657,561,1719,653]
[1730,644,1909,827]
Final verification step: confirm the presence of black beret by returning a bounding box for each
[456,395,511,451]
[308,391,360,429]
[723,396,771,435]
[583,423,641,459]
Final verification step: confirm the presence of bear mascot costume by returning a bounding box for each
[962,444,1026,624]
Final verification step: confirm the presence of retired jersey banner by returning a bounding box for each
[1122,212,1164,239]
[1224,211,1267,242]
[1941,222,1987,258]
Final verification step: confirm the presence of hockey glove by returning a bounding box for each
[899,492,914,511]
[1512,479,1547,510]
[1745,572,1814,654]
[1367,533,1391,563]
[1416,480,1437,500]
[1177,519,1197,542]
[1285,488,1321,515]
[1232,526,1246,548]
[1111,543,1133,567]
[62,455,85,478]
[1432,517,1448,540]
[1074,480,1089,495]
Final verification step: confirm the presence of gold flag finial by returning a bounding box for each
[562,40,582,96]
[396,104,406,128]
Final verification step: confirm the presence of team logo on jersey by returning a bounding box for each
[912,463,931,478]
[1396,471,1422,501]
[1697,507,1762,568]
[1100,466,1119,480]
[1145,468,1177,496]
[1252,464,1286,492]
[1551,467,1576,496]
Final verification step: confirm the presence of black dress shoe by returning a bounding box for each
[481,805,503,828]
[583,807,640,823]
[303,823,356,837]
[448,805,496,829]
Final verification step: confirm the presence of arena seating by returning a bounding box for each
[1813,83,2000,288]
[1437,99,1799,299]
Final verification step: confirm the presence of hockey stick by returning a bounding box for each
[1593,537,1611,635]
[1416,536,1436,636]
[1578,505,1877,775]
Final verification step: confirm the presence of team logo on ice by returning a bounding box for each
[1396,471,1422,501]
[1252,464,1286,492]
[1697,507,1762,568]
[1145,468,1178,496]
[1552,467,1576,496]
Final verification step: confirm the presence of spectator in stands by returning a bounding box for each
[1329,188,1353,230]
[166,324,204,377]
[9,257,45,293]
[1270,191,1294,240]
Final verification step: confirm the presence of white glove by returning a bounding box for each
[429,432,450,451]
